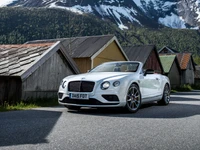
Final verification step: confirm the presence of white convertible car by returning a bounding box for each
[58,61,170,113]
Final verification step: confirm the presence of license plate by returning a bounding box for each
[69,93,89,100]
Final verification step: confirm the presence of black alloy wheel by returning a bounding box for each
[125,84,141,113]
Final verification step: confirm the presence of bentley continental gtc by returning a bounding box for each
[58,61,170,113]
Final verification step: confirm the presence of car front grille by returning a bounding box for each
[68,81,95,92]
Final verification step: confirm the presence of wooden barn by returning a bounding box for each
[176,53,196,85]
[159,55,181,87]
[59,35,129,73]
[123,45,164,74]
[0,41,79,105]
[159,46,196,85]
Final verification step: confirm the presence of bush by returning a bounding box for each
[172,84,193,92]
[191,84,200,90]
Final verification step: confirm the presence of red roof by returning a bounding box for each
[176,53,192,70]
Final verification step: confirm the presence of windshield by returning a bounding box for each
[90,62,139,73]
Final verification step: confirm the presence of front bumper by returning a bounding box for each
[58,92,125,108]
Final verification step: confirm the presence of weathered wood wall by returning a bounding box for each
[144,50,163,74]
[168,61,181,87]
[22,50,75,100]
[181,59,195,84]
[0,76,22,105]
[195,66,200,84]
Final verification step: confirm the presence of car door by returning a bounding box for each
[140,73,160,99]
[152,74,162,95]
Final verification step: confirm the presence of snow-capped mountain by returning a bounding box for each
[1,0,200,30]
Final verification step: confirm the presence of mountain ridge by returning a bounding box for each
[1,7,200,56]
[1,0,200,30]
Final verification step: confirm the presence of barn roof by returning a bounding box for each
[0,42,54,76]
[26,35,128,60]
[123,45,156,63]
[0,41,80,79]
[159,55,180,73]
[123,45,164,73]
[59,35,128,60]
[176,53,195,71]
[62,35,114,58]
[159,55,176,73]
[158,46,179,53]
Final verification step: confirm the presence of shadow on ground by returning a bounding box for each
[0,109,62,147]
[67,95,200,119]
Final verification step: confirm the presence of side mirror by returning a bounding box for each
[144,69,154,76]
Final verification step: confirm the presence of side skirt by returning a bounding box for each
[142,95,162,104]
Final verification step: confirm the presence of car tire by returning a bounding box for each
[65,105,81,110]
[158,84,170,105]
[125,83,141,113]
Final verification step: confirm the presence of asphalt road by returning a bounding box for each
[0,91,200,150]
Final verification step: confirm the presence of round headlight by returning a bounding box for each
[113,81,120,87]
[101,81,110,90]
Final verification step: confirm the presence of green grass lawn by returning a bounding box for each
[0,99,58,112]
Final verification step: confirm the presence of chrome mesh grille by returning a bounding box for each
[68,81,95,92]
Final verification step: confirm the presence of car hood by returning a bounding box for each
[64,72,135,82]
